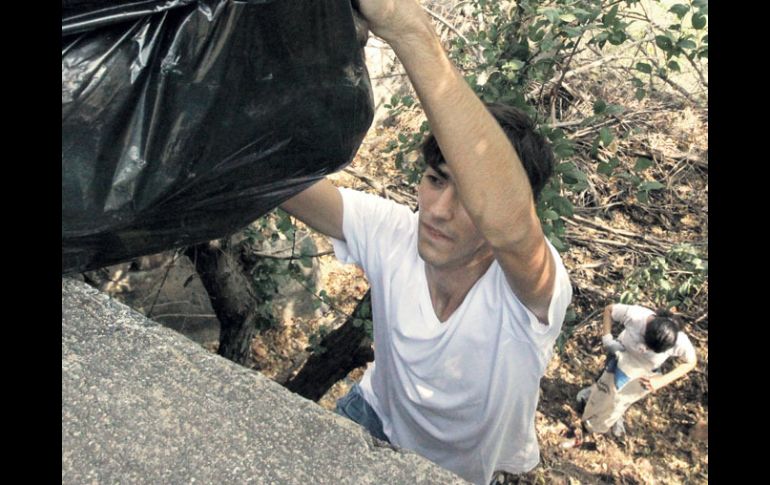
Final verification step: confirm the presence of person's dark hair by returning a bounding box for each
[644,309,680,353]
[420,102,555,201]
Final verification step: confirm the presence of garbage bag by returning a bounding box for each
[62,0,373,274]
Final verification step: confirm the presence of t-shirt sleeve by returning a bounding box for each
[611,304,634,323]
[672,332,697,364]
[330,188,416,277]
[500,238,573,361]
[531,240,572,335]
[613,304,653,331]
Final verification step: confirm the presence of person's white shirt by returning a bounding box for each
[611,304,696,374]
[331,188,572,485]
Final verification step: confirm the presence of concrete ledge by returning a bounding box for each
[62,278,467,484]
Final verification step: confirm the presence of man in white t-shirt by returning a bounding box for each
[578,303,697,437]
[281,1,572,483]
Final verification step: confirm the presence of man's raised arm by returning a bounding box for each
[358,0,556,321]
[280,179,345,241]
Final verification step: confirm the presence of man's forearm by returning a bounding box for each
[658,361,697,388]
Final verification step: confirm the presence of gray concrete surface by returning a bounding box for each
[62,277,468,484]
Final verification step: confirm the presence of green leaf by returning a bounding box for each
[593,99,607,114]
[637,190,649,203]
[692,13,707,30]
[360,301,371,318]
[640,180,666,191]
[635,88,646,100]
[564,26,583,38]
[552,139,575,159]
[634,157,653,170]
[599,127,614,147]
[602,5,619,27]
[299,256,312,268]
[677,39,697,50]
[398,133,408,143]
[591,31,609,44]
[572,8,593,22]
[655,35,674,51]
[538,186,558,204]
[667,60,681,72]
[549,234,568,252]
[608,30,626,45]
[542,210,560,221]
[568,179,589,192]
[529,28,546,42]
[277,214,293,233]
[597,162,614,176]
[543,8,562,25]
[551,196,574,217]
[635,62,652,74]
[555,161,577,175]
[631,77,644,88]
[559,13,577,23]
[669,4,690,19]
[502,59,524,71]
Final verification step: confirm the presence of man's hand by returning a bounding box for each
[356,0,428,45]
[639,375,665,393]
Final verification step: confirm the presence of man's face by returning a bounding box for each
[416,164,493,270]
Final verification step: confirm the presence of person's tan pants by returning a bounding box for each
[581,367,650,434]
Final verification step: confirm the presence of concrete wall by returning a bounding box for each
[62,278,467,484]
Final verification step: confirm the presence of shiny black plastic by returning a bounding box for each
[62,0,373,273]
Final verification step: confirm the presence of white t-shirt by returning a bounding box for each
[611,304,697,374]
[331,188,573,485]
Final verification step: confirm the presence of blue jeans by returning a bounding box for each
[605,354,630,390]
[335,383,390,443]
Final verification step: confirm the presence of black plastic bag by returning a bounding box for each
[62,0,373,273]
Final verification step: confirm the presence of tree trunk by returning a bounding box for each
[185,240,269,367]
[284,291,374,401]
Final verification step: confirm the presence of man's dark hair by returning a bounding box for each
[644,309,680,353]
[420,102,555,201]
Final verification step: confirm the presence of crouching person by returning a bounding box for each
[578,303,697,437]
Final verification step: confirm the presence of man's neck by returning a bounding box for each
[424,255,494,322]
